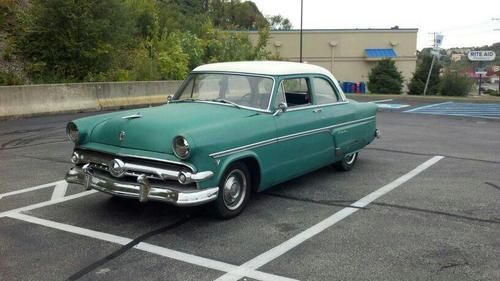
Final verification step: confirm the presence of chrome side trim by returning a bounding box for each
[209,116,375,158]
[287,101,349,112]
[76,147,196,172]
[210,138,279,158]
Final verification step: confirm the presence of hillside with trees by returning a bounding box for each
[0,0,291,85]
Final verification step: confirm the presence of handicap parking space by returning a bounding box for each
[405,102,500,119]
[1,109,499,280]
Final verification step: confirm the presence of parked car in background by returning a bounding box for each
[65,61,379,219]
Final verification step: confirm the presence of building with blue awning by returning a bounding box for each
[248,28,417,92]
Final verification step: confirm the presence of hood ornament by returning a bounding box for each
[119,130,126,141]
[122,113,143,120]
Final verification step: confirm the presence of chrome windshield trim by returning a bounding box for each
[76,147,197,172]
[195,101,272,114]
[209,116,376,158]
[175,71,276,113]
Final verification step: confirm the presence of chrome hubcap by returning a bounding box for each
[223,169,246,210]
[345,153,357,165]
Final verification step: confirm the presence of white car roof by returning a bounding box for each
[193,61,334,77]
[192,61,347,101]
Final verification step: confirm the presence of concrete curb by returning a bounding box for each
[0,81,183,120]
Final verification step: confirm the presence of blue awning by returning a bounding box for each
[365,48,397,58]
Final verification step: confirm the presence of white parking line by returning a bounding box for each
[0,180,65,199]
[7,212,297,281]
[51,181,68,200]
[404,101,452,113]
[0,190,97,218]
[371,99,394,103]
[215,156,444,281]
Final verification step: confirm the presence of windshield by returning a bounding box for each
[173,73,274,110]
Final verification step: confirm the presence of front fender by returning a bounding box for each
[207,151,263,190]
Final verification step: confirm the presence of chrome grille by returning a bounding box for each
[76,149,196,188]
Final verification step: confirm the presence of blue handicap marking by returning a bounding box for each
[376,103,410,109]
[404,102,500,119]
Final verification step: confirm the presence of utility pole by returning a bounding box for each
[423,32,442,96]
[299,0,303,63]
[493,18,500,92]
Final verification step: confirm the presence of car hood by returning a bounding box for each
[89,102,260,154]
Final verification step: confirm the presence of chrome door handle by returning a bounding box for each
[312,108,322,113]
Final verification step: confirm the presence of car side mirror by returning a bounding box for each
[167,95,172,104]
[273,102,288,116]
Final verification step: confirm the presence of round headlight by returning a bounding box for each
[66,122,79,143]
[173,136,190,159]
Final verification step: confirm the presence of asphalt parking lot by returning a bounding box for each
[1,101,499,281]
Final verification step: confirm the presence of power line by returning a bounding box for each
[493,18,500,31]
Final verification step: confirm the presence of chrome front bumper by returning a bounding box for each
[66,166,219,206]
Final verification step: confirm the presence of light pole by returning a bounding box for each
[299,0,303,63]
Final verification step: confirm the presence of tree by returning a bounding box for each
[367,59,404,94]
[15,0,133,82]
[209,0,267,30]
[408,55,442,95]
[440,70,472,96]
[267,15,292,30]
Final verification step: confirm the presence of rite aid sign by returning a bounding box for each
[468,50,496,61]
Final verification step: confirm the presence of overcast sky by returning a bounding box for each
[252,0,500,50]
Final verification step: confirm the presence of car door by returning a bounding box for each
[270,76,335,184]
[311,76,357,159]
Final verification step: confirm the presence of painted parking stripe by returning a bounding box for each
[371,99,394,103]
[215,156,444,281]
[404,102,452,113]
[0,190,97,218]
[408,112,500,120]
[0,180,66,199]
[376,103,410,109]
[7,213,297,281]
[51,181,68,200]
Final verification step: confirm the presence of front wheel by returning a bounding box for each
[335,152,358,171]
[211,162,251,219]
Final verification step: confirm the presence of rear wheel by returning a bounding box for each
[335,152,358,171]
[211,162,251,219]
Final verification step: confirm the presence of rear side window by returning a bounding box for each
[313,77,339,104]
[281,78,311,107]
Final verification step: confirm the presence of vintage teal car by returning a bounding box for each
[65,61,379,218]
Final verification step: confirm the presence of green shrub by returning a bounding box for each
[367,59,404,94]
[439,71,472,96]
[484,89,499,96]
[408,55,441,95]
[0,70,23,85]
